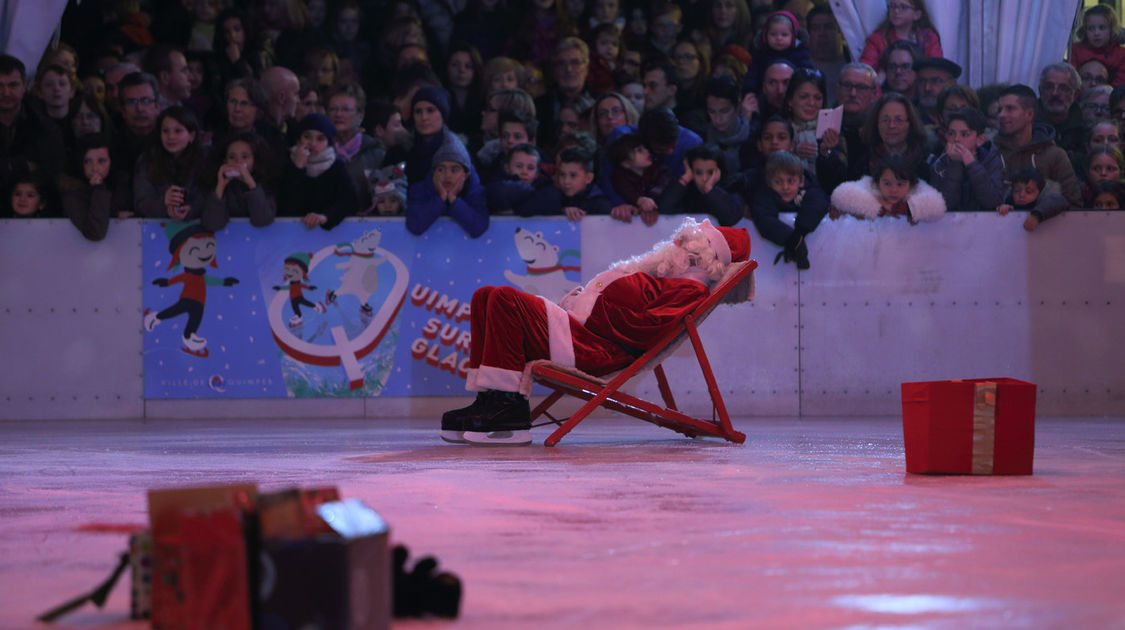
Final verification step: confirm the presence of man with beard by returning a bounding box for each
[535,38,594,155]
[0,54,65,196]
[1036,62,1085,155]
[914,57,961,126]
[111,72,162,211]
[880,40,921,99]
[993,84,1082,207]
[837,62,879,183]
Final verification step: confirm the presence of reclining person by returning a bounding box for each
[442,218,750,446]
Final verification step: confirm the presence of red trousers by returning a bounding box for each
[466,286,634,392]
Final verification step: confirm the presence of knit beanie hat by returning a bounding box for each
[372,163,408,205]
[295,113,337,144]
[284,252,313,278]
[164,221,215,270]
[431,131,472,171]
[412,85,451,123]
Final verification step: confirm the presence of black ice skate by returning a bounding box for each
[440,391,494,443]
[460,391,532,446]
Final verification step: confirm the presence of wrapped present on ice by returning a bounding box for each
[901,378,1037,475]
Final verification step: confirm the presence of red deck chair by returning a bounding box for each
[522,259,758,446]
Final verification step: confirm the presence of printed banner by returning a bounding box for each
[142,218,582,398]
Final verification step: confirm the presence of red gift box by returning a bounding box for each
[901,378,1036,475]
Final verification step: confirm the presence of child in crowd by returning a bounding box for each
[930,107,1005,211]
[858,0,942,73]
[1082,146,1124,205]
[59,134,130,241]
[368,163,408,216]
[278,113,358,230]
[997,167,1070,231]
[6,171,56,218]
[586,23,622,94]
[1070,5,1125,86]
[656,143,743,227]
[482,57,522,96]
[831,154,946,223]
[1092,179,1125,209]
[747,150,828,269]
[407,133,489,237]
[201,133,277,232]
[742,11,814,95]
[481,109,542,183]
[516,147,609,221]
[486,144,552,214]
[608,133,667,222]
[134,106,207,222]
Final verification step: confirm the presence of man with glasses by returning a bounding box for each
[113,72,162,199]
[880,41,921,99]
[535,38,593,155]
[0,54,65,193]
[913,57,960,125]
[836,62,879,182]
[1036,62,1085,155]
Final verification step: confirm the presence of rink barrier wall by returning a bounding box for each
[1,214,1122,420]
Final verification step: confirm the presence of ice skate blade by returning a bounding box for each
[439,430,467,444]
[463,430,532,446]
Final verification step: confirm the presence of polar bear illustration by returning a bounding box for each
[326,229,386,316]
[503,227,581,302]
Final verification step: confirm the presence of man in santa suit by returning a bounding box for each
[443,218,751,445]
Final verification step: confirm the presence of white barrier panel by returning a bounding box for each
[0,219,144,419]
[0,214,1122,419]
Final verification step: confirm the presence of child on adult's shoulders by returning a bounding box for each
[930,107,1005,211]
[830,154,946,223]
[996,167,1070,232]
[743,11,815,95]
[656,143,744,227]
[608,132,667,226]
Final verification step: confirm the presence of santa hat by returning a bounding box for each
[698,219,750,266]
[164,221,215,270]
[284,252,314,279]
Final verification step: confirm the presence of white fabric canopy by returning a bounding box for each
[1,0,69,73]
[831,0,1082,88]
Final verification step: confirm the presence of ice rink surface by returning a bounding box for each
[1,415,1122,630]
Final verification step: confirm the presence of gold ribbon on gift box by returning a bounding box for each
[971,381,997,474]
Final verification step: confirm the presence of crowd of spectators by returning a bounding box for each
[1,0,1122,270]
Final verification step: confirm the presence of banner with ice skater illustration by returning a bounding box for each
[142,218,582,398]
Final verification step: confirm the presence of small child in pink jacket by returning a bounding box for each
[1070,5,1125,86]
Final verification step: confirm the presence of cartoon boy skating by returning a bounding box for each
[272,252,326,328]
[144,222,239,357]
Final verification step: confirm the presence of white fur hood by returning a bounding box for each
[830,176,946,222]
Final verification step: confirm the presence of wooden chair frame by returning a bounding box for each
[527,260,758,446]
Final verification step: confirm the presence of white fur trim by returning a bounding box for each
[698,219,732,266]
[906,179,947,222]
[540,296,576,368]
[473,366,523,393]
[563,270,625,325]
[465,367,482,392]
[830,176,883,219]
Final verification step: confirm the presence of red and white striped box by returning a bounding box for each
[901,378,1036,475]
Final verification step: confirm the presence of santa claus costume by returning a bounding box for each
[443,218,751,445]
